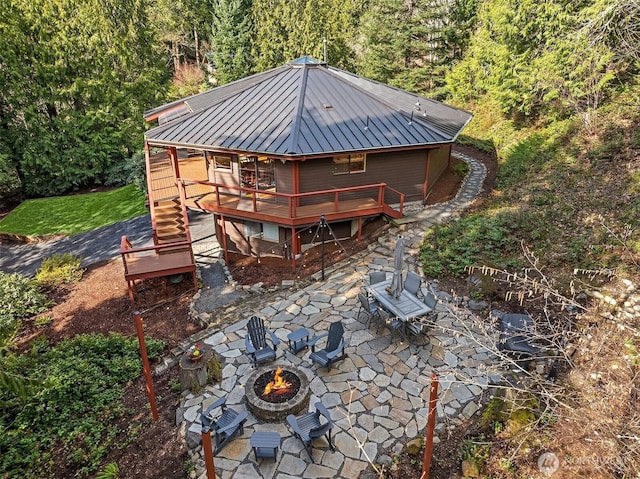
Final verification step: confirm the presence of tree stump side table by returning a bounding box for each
[179,349,222,393]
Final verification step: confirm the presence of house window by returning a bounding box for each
[244,222,279,242]
[333,154,365,175]
[262,223,279,242]
[244,221,261,238]
[212,155,231,170]
[240,156,257,188]
[240,156,276,191]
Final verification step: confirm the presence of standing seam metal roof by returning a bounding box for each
[145,58,472,156]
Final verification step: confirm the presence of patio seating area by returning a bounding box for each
[173,151,497,478]
[178,274,501,477]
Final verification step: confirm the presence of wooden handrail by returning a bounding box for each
[181,179,390,199]
[120,235,133,251]
[181,179,405,220]
[119,235,193,255]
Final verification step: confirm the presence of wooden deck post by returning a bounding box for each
[421,372,439,479]
[144,143,156,229]
[133,311,159,421]
[291,226,297,271]
[220,215,229,266]
[169,146,180,179]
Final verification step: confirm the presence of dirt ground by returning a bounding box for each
[11,145,498,479]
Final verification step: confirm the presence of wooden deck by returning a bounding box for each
[120,235,197,308]
[147,152,403,224]
[188,191,384,226]
[149,153,209,203]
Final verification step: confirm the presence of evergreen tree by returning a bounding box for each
[209,0,254,84]
[251,0,358,71]
[0,0,167,196]
[441,0,480,62]
[446,0,618,121]
[358,0,455,96]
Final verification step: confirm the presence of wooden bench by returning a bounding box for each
[120,235,198,308]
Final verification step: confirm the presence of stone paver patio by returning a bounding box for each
[175,152,503,478]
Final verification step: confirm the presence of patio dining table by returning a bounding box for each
[365,279,432,349]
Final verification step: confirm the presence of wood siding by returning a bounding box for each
[366,150,427,202]
[275,160,294,194]
[296,148,453,204]
[428,145,451,189]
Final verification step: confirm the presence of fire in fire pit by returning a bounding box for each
[254,367,300,403]
[263,367,292,396]
[246,363,310,421]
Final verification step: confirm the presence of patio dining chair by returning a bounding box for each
[201,396,248,454]
[369,271,387,285]
[286,401,335,462]
[405,320,429,346]
[377,306,406,343]
[244,316,280,367]
[404,271,423,297]
[358,292,380,328]
[418,291,439,325]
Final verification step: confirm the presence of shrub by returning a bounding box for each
[35,254,84,287]
[452,161,470,177]
[0,153,22,202]
[104,151,147,193]
[0,273,49,349]
[420,213,522,277]
[0,333,164,477]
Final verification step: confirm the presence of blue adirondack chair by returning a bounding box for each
[286,401,335,462]
[201,396,248,454]
[244,316,280,367]
[308,321,347,370]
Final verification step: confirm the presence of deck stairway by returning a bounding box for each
[153,199,190,250]
[119,150,197,308]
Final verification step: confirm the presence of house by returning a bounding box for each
[141,56,472,267]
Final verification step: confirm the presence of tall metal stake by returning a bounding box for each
[320,214,326,280]
[421,372,439,479]
[133,311,158,420]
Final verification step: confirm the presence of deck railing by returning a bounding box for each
[181,179,405,221]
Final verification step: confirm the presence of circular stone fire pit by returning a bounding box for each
[245,363,310,422]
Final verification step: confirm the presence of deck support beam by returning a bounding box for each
[291,226,298,271]
[220,215,229,266]
[169,146,180,179]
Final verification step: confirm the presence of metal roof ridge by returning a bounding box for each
[285,65,309,154]
[325,67,457,140]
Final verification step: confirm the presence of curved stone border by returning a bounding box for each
[403,150,486,223]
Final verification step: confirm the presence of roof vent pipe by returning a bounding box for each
[323,35,327,63]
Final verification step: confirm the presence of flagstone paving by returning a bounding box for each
[176,152,501,479]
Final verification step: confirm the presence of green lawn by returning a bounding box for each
[0,184,147,236]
